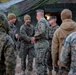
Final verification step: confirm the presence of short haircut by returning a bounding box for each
[8,13,16,20]
[48,16,57,21]
[36,9,44,16]
[24,14,31,21]
[36,9,44,13]
[61,9,72,20]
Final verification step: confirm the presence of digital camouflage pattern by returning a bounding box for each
[0,12,10,33]
[60,32,76,75]
[20,24,35,71]
[47,25,59,71]
[48,25,59,49]
[0,32,16,75]
[0,12,16,75]
[34,18,49,75]
[8,23,17,43]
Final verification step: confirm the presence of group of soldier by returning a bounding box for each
[0,8,76,75]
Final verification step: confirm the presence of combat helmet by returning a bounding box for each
[0,12,10,33]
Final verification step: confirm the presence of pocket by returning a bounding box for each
[36,48,46,64]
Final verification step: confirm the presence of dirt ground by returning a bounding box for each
[15,55,56,75]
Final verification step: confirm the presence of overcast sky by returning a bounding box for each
[0,0,23,10]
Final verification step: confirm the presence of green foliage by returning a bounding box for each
[9,5,21,16]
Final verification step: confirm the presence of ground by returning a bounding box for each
[15,55,56,75]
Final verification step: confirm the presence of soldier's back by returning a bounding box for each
[0,32,16,75]
[34,17,49,49]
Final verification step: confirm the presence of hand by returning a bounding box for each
[30,37,36,43]
[15,34,19,39]
[58,60,60,66]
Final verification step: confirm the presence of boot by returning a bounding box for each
[62,71,68,75]
[49,71,52,75]
[56,72,59,75]
[27,70,33,75]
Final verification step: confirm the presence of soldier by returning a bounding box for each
[52,9,76,75]
[0,12,16,75]
[47,16,59,75]
[14,17,23,51]
[33,9,50,75]
[60,32,76,75]
[8,13,18,42]
[20,14,35,75]
[8,13,19,54]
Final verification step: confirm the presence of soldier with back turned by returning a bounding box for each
[0,12,16,75]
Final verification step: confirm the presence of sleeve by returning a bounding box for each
[51,30,59,67]
[4,36,16,74]
[20,26,31,42]
[34,21,46,39]
[32,25,35,36]
[60,39,71,71]
[15,25,18,34]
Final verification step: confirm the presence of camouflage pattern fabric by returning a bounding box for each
[47,25,59,71]
[0,12,16,75]
[48,25,59,49]
[20,24,35,71]
[8,23,17,43]
[34,18,49,75]
[60,32,76,75]
[0,12,10,34]
[20,43,35,71]
[0,32,16,75]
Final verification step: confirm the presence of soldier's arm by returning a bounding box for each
[4,36,16,75]
[34,21,46,39]
[32,25,35,36]
[60,37,71,71]
[48,27,53,40]
[20,26,31,42]
[51,30,59,67]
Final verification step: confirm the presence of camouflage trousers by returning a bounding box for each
[47,50,53,71]
[35,48,49,75]
[0,59,15,75]
[20,44,35,71]
[55,67,68,75]
[0,69,15,75]
[59,68,68,75]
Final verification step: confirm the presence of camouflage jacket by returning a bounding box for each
[34,18,49,49]
[48,25,59,47]
[60,32,76,75]
[0,31,16,75]
[20,24,35,44]
[8,23,17,42]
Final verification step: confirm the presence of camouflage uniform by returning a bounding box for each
[20,24,35,71]
[8,23,17,43]
[48,25,59,71]
[8,23,18,55]
[34,18,49,75]
[0,12,16,75]
[60,32,76,75]
[14,18,23,50]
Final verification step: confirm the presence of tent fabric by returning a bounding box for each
[7,0,49,16]
[7,0,76,16]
